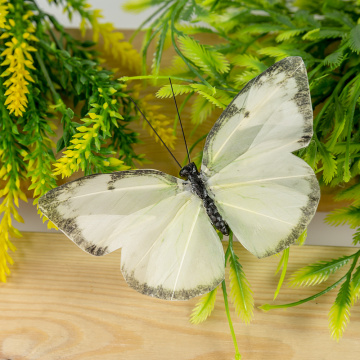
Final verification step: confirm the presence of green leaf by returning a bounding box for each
[289,255,352,287]
[276,28,308,42]
[156,84,194,98]
[334,182,360,201]
[323,49,344,68]
[325,206,360,229]
[333,142,360,155]
[317,142,337,184]
[303,28,346,40]
[178,35,230,76]
[329,273,352,341]
[303,140,317,168]
[352,229,360,246]
[191,94,214,124]
[349,24,360,54]
[190,287,218,324]
[273,248,289,300]
[152,22,169,76]
[296,229,307,246]
[192,85,227,109]
[350,264,360,303]
[230,54,267,72]
[228,244,254,324]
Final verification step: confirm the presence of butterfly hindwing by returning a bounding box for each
[120,194,224,300]
[39,170,225,300]
[206,149,319,258]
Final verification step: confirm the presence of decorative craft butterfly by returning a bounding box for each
[39,56,320,301]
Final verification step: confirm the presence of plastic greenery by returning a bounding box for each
[0,0,181,283]
[122,0,360,356]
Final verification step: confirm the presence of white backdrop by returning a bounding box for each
[8,0,357,246]
[37,0,155,29]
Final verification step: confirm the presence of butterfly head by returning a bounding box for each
[179,162,198,180]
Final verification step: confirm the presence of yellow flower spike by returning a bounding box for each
[103,102,108,109]
[0,167,6,178]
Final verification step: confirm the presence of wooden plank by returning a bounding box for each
[0,232,359,359]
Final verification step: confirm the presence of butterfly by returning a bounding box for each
[39,56,320,301]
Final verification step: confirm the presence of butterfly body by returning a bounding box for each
[180,162,229,235]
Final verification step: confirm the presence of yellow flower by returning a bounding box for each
[138,94,176,149]
[82,6,141,74]
[1,12,36,117]
[0,0,9,29]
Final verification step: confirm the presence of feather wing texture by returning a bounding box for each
[206,145,320,258]
[39,170,225,300]
[201,56,313,178]
[201,56,319,258]
[120,194,224,300]
[39,170,182,256]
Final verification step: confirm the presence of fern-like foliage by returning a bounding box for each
[289,256,352,287]
[325,206,360,229]
[124,0,360,347]
[190,287,218,324]
[350,265,360,304]
[227,235,254,324]
[178,35,230,77]
[329,273,352,341]
[273,248,289,300]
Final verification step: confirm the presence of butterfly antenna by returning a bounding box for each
[169,78,191,164]
[128,97,182,169]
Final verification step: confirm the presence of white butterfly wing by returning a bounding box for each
[201,56,313,178]
[206,149,319,258]
[120,194,224,300]
[39,170,224,300]
[201,56,320,258]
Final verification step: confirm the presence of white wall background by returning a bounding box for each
[4,0,357,247]
[37,0,155,29]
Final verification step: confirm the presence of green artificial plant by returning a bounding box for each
[122,0,360,357]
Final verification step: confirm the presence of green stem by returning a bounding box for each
[260,250,360,311]
[344,79,360,181]
[120,75,197,84]
[35,51,60,103]
[173,92,193,133]
[222,280,241,360]
[313,67,357,131]
[129,1,174,42]
[260,275,348,311]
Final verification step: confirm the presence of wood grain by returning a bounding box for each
[0,232,359,360]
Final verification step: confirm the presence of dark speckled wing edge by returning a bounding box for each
[201,56,313,176]
[38,169,184,257]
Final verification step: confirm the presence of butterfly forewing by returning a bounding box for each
[202,56,320,258]
[201,56,313,178]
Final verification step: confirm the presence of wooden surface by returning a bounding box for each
[0,232,359,360]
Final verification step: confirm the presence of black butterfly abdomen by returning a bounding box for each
[181,163,229,236]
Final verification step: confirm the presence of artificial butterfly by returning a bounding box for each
[39,56,320,301]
